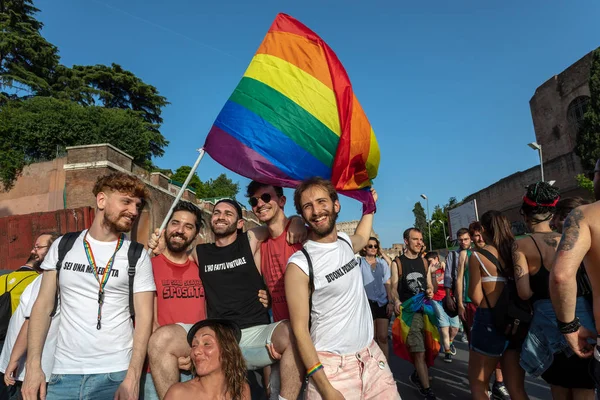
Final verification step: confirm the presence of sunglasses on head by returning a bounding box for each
[368,244,379,249]
[249,193,272,207]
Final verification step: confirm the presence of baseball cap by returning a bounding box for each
[187,319,242,345]
[214,198,243,221]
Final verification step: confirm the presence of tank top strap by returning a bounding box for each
[529,235,544,260]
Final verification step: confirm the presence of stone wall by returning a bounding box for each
[529,52,592,161]
[461,51,593,228]
[463,152,592,226]
[1,143,259,246]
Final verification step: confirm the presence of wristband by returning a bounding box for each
[557,317,581,334]
[307,362,323,378]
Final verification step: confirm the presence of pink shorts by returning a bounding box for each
[306,340,400,400]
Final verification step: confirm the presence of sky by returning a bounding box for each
[35,0,600,247]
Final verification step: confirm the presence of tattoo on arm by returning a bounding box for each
[557,209,584,252]
[514,264,525,281]
[511,241,519,267]
[543,234,560,248]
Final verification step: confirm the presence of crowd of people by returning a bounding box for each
[0,170,599,400]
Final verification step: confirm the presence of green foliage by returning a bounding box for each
[575,47,600,171]
[171,167,239,199]
[412,202,427,236]
[204,174,240,198]
[0,0,169,186]
[430,205,449,250]
[171,166,205,195]
[0,97,151,189]
[576,173,594,196]
[49,64,169,158]
[0,0,59,99]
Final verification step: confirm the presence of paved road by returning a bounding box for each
[389,337,551,400]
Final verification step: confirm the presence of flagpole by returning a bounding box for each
[147,148,206,254]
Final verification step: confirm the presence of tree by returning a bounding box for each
[0,0,59,100]
[576,173,594,196]
[170,168,239,199]
[171,166,206,195]
[413,201,427,237]
[0,96,152,189]
[50,63,169,159]
[204,174,240,198]
[575,47,600,171]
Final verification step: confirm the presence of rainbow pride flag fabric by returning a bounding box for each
[392,293,441,367]
[204,13,379,213]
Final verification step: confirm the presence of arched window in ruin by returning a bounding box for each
[567,96,590,130]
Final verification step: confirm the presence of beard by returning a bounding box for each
[211,220,238,239]
[308,211,338,238]
[165,232,195,253]
[26,253,42,270]
[102,209,135,233]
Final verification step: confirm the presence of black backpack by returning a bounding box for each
[301,235,353,330]
[0,271,37,341]
[50,231,145,320]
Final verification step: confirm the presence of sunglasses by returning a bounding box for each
[367,244,379,249]
[249,193,272,207]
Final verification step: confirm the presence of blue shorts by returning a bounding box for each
[432,300,460,328]
[470,308,509,357]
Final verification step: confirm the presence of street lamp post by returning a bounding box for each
[528,142,544,182]
[420,194,433,252]
[433,220,448,249]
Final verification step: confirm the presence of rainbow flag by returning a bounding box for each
[204,13,379,213]
[392,293,441,367]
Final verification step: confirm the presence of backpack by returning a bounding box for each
[0,272,37,341]
[50,231,145,320]
[301,235,353,330]
[474,248,532,341]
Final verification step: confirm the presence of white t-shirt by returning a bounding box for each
[288,232,373,355]
[40,230,155,374]
[0,274,59,381]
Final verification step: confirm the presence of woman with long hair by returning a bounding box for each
[468,210,528,400]
[164,319,250,400]
[359,236,393,359]
[515,186,596,400]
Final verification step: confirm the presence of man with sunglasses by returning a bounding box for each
[246,181,305,399]
[147,198,305,400]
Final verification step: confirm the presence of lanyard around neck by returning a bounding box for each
[82,232,125,330]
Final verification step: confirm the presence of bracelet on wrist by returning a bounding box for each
[557,317,581,334]
[306,362,323,378]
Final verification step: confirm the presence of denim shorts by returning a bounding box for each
[46,370,127,400]
[432,300,460,328]
[469,308,508,357]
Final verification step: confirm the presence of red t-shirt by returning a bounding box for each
[261,228,302,322]
[152,254,206,326]
[432,267,446,301]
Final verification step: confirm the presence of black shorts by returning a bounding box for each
[541,351,594,389]
[369,300,388,320]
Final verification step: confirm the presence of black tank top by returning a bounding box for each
[528,236,551,303]
[529,235,589,303]
[196,232,270,329]
[398,254,428,302]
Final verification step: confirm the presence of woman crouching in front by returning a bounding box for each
[165,319,250,400]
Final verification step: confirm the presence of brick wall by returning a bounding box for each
[0,158,66,218]
[529,53,592,162]
[464,152,592,222]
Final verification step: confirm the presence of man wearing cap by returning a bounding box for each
[148,198,304,400]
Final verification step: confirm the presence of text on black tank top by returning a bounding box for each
[196,232,270,329]
[398,254,427,302]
